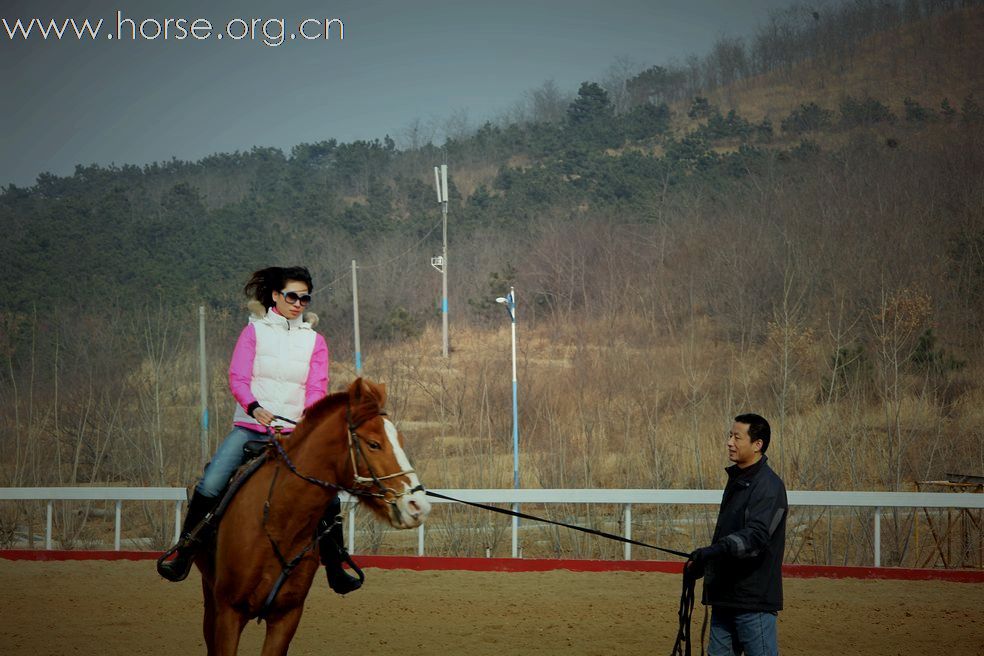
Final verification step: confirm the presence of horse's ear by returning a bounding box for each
[347,377,365,405]
[359,378,386,408]
[349,377,386,409]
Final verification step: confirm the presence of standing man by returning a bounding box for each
[687,413,788,656]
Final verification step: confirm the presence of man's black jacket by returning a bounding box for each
[702,455,787,612]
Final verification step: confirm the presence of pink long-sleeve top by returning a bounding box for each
[228,308,329,433]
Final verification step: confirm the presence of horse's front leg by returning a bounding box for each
[213,603,249,656]
[260,604,306,656]
[201,576,217,655]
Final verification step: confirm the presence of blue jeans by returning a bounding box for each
[195,426,268,498]
[707,607,779,656]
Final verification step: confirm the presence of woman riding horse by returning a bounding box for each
[157,266,361,594]
[202,376,430,654]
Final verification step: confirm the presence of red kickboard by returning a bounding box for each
[1,550,981,582]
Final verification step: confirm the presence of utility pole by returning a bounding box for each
[198,305,208,468]
[352,259,362,375]
[433,164,449,358]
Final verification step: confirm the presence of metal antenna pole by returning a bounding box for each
[441,164,449,358]
[441,198,449,358]
[198,305,209,468]
[434,164,450,358]
[352,259,362,375]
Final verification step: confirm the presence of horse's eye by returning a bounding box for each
[367,441,382,450]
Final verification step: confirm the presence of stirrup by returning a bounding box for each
[156,539,198,582]
[326,551,365,595]
[320,528,365,594]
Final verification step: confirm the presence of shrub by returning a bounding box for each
[755,118,775,143]
[903,97,932,123]
[840,95,897,127]
[372,306,422,341]
[781,102,834,134]
[791,139,821,159]
[961,94,983,123]
[687,96,716,119]
[623,102,672,141]
[940,97,957,121]
[910,328,965,373]
[696,109,753,140]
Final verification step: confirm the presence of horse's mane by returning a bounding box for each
[301,391,348,427]
[299,386,384,432]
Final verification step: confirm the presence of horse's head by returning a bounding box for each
[343,378,431,529]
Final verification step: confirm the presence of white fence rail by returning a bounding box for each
[0,487,187,550]
[2,488,982,566]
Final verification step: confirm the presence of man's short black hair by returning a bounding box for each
[734,413,771,453]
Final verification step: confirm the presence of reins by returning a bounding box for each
[267,410,422,503]
[255,406,413,618]
[422,490,701,655]
[422,490,691,559]
[268,412,700,654]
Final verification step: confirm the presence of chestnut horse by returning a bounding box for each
[196,378,430,655]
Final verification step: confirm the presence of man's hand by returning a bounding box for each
[684,556,705,579]
[686,542,728,578]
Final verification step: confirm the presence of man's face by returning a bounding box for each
[727,422,762,468]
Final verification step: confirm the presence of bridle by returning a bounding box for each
[344,406,423,503]
[255,402,422,619]
[269,403,423,505]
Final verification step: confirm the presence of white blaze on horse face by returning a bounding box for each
[383,418,431,526]
[382,418,420,490]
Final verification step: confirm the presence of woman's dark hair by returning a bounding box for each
[244,266,313,308]
[734,413,771,453]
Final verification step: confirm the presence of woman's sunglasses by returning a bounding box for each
[279,290,312,307]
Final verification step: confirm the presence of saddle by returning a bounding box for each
[207,440,274,534]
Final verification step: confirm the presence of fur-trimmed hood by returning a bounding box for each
[247,299,319,328]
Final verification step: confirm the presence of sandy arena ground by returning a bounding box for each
[0,560,982,655]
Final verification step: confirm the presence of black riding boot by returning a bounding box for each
[156,490,218,582]
[318,498,364,595]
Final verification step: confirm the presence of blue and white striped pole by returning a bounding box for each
[352,260,362,375]
[508,289,518,490]
[497,287,520,556]
[198,305,209,468]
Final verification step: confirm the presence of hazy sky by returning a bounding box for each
[1,0,794,187]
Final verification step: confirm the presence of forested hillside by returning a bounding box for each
[1,0,982,559]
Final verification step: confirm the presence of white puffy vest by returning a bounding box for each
[232,310,317,427]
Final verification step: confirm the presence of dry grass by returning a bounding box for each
[695,7,984,124]
[452,162,501,198]
[2,314,978,565]
[352,317,979,495]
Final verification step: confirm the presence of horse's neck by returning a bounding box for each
[282,405,348,492]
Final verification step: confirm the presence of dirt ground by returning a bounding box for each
[0,560,982,655]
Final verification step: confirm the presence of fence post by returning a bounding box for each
[114,500,122,551]
[418,523,425,556]
[45,501,53,550]
[624,503,632,560]
[874,506,882,567]
[512,505,519,558]
[174,501,182,544]
[348,506,356,555]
